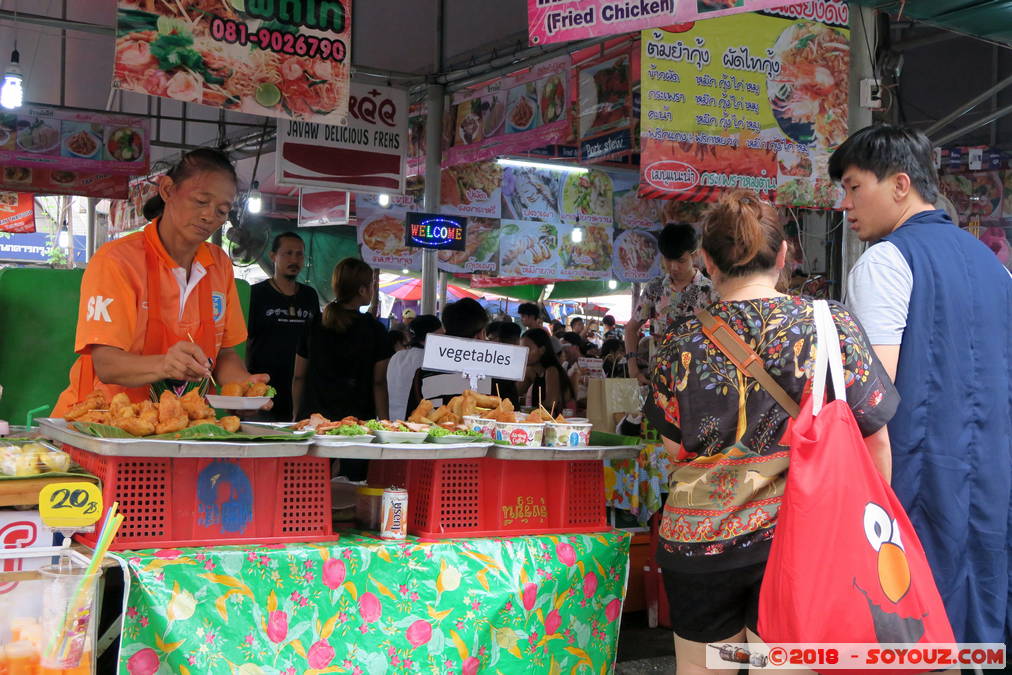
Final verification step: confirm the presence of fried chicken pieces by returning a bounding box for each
[219,381,269,397]
[404,390,565,427]
[64,389,240,437]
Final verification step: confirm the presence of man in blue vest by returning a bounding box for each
[830,125,1012,643]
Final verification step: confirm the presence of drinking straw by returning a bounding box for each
[46,503,124,664]
[26,404,51,429]
[186,332,218,389]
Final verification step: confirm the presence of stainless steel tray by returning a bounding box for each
[488,444,642,461]
[308,441,490,460]
[38,418,311,458]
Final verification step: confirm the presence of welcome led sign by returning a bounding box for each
[404,212,466,251]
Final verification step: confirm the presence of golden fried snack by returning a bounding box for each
[460,390,478,417]
[112,416,155,436]
[76,410,109,424]
[499,398,514,413]
[155,414,188,435]
[430,405,453,423]
[187,417,217,428]
[180,389,215,420]
[110,393,134,419]
[246,382,269,397]
[555,414,567,423]
[220,382,244,397]
[158,391,184,423]
[527,408,552,423]
[219,416,241,433]
[408,399,434,424]
[64,391,108,421]
[137,400,159,426]
[472,392,502,409]
[447,395,463,417]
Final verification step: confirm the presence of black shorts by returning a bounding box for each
[662,561,766,643]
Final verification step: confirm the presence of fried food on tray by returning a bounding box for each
[63,390,241,437]
[64,390,108,421]
[220,382,244,397]
[408,399,434,424]
[219,416,241,433]
[181,388,215,420]
[526,407,554,423]
[294,413,330,431]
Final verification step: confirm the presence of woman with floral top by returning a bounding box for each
[646,190,900,675]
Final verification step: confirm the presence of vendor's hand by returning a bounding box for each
[162,341,211,382]
[231,373,273,417]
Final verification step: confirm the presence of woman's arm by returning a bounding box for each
[373,358,390,420]
[544,367,564,414]
[864,425,892,484]
[291,354,308,422]
[91,342,209,387]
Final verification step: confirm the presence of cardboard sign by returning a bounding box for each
[38,482,103,529]
[405,212,466,250]
[422,334,528,383]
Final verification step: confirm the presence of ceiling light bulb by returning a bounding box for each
[571,226,583,243]
[378,193,391,207]
[608,279,617,290]
[401,268,409,275]
[1,50,23,111]
[247,181,262,214]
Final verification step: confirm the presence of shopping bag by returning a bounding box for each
[586,377,643,433]
[758,301,954,652]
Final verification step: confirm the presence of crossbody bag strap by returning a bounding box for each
[696,308,801,419]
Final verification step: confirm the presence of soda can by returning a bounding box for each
[380,487,408,540]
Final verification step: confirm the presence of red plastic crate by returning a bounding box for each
[406,457,607,538]
[366,459,409,488]
[67,447,337,550]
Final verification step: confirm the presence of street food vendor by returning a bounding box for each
[53,148,264,415]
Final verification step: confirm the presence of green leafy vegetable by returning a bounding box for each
[71,422,313,442]
[428,427,484,439]
[324,425,371,437]
[147,22,225,86]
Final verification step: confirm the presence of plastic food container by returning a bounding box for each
[371,429,429,444]
[494,421,544,447]
[463,415,497,439]
[543,421,593,448]
[356,486,385,531]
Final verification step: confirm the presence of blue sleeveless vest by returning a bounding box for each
[881,210,1012,643]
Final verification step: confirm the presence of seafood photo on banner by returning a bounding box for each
[114,2,350,121]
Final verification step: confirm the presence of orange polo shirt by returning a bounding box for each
[53,221,246,415]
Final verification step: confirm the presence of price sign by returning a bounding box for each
[39,482,103,529]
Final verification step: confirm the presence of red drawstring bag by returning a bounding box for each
[757,302,954,663]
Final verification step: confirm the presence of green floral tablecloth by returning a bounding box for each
[115,531,631,675]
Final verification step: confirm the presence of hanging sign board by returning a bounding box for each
[0,192,35,233]
[404,212,466,251]
[276,82,408,193]
[298,188,351,226]
[423,335,529,384]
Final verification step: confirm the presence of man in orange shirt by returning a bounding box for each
[54,148,266,415]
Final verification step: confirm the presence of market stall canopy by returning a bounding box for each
[849,0,1012,47]
[379,276,480,301]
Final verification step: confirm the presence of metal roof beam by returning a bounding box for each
[933,101,1012,146]
[924,71,1012,136]
[0,9,111,35]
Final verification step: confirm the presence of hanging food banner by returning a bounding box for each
[298,188,351,226]
[276,82,407,193]
[938,172,1004,224]
[560,223,614,279]
[445,56,572,167]
[0,107,149,176]
[577,51,635,162]
[528,0,816,46]
[612,229,660,282]
[356,193,421,271]
[0,192,35,233]
[407,101,427,177]
[498,220,562,278]
[639,0,850,208]
[439,161,502,218]
[560,169,614,225]
[114,0,351,123]
[613,185,663,230]
[436,217,501,274]
[109,175,162,235]
[0,166,129,199]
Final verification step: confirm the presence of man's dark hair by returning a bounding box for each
[828,124,939,204]
[550,320,565,337]
[603,314,616,327]
[408,314,441,347]
[658,223,699,260]
[441,298,489,338]
[560,331,584,348]
[569,316,584,329]
[498,322,522,345]
[518,302,539,318]
[272,231,304,252]
[485,320,503,340]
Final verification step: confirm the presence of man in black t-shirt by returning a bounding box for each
[246,232,320,421]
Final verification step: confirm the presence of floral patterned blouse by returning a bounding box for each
[647,296,899,572]
[634,269,718,336]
